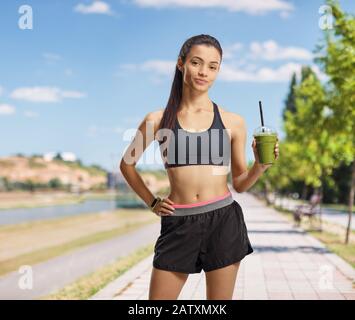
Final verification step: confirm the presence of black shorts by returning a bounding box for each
[153,191,254,274]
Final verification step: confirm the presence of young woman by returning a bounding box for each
[119,34,279,300]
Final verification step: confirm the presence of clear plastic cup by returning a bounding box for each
[253,126,278,165]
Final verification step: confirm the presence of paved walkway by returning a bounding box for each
[91,191,355,300]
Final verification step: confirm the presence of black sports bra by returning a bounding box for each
[158,102,231,169]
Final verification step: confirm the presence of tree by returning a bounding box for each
[48,178,62,189]
[315,0,355,243]
[301,66,314,82]
[283,67,350,231]
[53,152,63,161]
[282,72,297,121]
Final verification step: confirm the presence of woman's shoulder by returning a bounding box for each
[145,109,164,125]
[217,105,246,127]
[143,109,165,135]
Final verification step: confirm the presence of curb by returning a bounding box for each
[90,254,154,300]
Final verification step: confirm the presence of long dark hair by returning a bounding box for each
[158,34,223,133]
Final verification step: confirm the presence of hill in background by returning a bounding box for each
[0,154,107,192]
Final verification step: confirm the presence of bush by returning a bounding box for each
[48,178,63,189]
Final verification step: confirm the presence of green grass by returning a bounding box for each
[53,159,107,176]
[40,242,155,300]
[308,229,355,268]
[269,201,355,269]
[322,203,355,213]
[0,219,157,276]
[276,196,355,213]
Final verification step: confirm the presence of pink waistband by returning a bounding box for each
[172,191,232,208]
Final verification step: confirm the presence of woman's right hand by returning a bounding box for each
[152,197,175,216]
[252,137,279,171]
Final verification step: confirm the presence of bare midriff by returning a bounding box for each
[166,165,230,205]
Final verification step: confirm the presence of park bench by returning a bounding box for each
[293,193,322,229]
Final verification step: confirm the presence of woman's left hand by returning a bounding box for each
[252,137,279,171]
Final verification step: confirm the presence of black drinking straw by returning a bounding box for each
[259,101,265,132]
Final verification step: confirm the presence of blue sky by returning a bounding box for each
[0,0,354,171]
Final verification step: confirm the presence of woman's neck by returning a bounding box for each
[179,92,212,113]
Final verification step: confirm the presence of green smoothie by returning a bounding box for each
[253,126,278,165]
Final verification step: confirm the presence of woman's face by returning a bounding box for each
[177,44,221,92]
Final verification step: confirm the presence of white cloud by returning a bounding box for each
[220,62,299,82]
[133,0,294,15]
[141,60,176,76]
[219,62,326,82]
[74,1,114,15]
[10,86,86,103]
[223,43,244,59]
[113,126,125,134]
[280,10,290,19]
[121,59,325,83]
[0,104,16,115]
[87,125,111,137]
[87,125,98,137]
[249,40,312,60]
[122,116,142,124]
[222,40,312,61]
[60,90,86,99]
[87,118,141,138]
[64,68,74,76]
[119,64,138,72]
[87,124,132,137]
[42,52,62,63]
[23,110,39,118]
[117,60,176,77]
[117,38,325,83]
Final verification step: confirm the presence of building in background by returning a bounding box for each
[107,171,129,192]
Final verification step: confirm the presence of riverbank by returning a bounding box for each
[0,191,118,210]
[0,207,158,276]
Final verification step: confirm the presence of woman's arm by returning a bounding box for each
[119,111,160,207]
[233,162,266,193]
[230,115,266,193]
